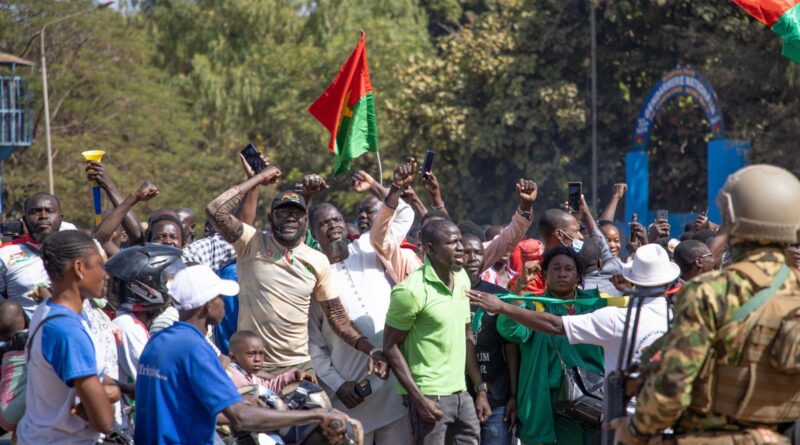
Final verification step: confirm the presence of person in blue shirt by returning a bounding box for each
[17,230,120,445]
[134,264,352,445]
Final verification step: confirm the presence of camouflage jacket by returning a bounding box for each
[632,246,800,435]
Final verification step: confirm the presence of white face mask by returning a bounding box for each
[559,230,584,253]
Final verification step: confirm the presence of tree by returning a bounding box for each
[387,0,800,225]
[143,0,435,220]
[0,0,236,229]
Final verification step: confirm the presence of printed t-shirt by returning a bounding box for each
[17,300,103,445]
[234,223,337,367]
[471,280,513,408]
[134,322,242,445]
[562,297,671,374]
[385,256,471,395]
[0,237,49,311]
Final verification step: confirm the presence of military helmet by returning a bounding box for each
[104,243,186,312]
[716,164,800,244]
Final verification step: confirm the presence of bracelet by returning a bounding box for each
[432,203,446,210]
[516,206,533,219]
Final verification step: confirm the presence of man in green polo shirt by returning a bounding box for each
[384,219,488,445]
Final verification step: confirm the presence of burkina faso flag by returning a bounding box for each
[308,31,378,175]
[733,0,800,63]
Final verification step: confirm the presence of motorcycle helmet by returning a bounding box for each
[104,243,186,312]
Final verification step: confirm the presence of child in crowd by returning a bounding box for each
[227,330,312,392]
[0,300,28,431]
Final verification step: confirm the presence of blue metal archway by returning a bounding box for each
[624,66,749,233]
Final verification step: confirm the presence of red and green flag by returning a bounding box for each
[733,0,800,63]
[308,31,378,175]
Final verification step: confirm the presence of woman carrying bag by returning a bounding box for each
[479,246,624,445]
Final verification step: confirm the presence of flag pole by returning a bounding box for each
[375,151,384,187]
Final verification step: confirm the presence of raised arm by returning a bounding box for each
[93,181,159,256]
[421,171,447,214]
[352,170,389,200]
[371,160,423,282]
[599,183,627,223]
[580,194,615,263]
[400,186,428,220]
[234,152,272,226]
[300,174,330,209]
[206,166,281,243]
[483,179,537,269]
[86,161,143,244]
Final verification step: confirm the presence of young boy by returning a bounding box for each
[227,330,312,392]
[0,300,28,431]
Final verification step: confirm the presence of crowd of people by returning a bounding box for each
[0,150,799,445]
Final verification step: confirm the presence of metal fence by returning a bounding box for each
[0,75,33,147]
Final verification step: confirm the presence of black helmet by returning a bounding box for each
[104,244,186,312]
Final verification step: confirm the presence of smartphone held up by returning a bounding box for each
[420,150,435,178]
[568,182,582,212]
[240,143,267,175]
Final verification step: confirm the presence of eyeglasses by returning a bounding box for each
[273,207,305,219]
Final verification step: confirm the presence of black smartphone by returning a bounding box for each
[240,143,267,175]
[420,150,436,177]
[0,222,22,237]
[355,378,372,398]
[656,209,669,222]
[702,207,709,217]
[567,182,582,212]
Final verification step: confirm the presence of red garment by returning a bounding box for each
[508,239,546,295]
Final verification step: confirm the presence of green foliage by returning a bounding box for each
[2,0,799,232]
[389,0,800,223]
[0,0,238,229]
[144,0,434,220]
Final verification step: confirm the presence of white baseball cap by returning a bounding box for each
[621,244,681,287]
[168,264,239,311]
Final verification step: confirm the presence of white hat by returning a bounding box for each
[169,264,239,311]
[621,244,681,287]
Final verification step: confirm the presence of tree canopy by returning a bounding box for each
[1,0,798,230]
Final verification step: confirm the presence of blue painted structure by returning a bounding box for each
[624,66,749,235]
[0,53,34,215]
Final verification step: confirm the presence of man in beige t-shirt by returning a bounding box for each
[206,164,389,377]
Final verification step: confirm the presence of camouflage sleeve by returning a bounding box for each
[632,277,723,435]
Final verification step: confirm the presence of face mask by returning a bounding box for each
[559,230,584,253]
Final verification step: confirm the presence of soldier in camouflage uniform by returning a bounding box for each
[612,164,800,445]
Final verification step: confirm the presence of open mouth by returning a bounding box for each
[328,229,344,242]
[280,226,299,235]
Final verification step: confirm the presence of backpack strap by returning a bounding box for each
[26,313,70,362]
[731,264,791,323]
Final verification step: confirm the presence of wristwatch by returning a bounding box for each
[516,206,533,220]
[475,383,489,394]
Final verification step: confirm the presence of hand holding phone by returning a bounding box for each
[420,150,436,178]
[656,209,669,222]
[568,182,582,213]
[240,143,267,176]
